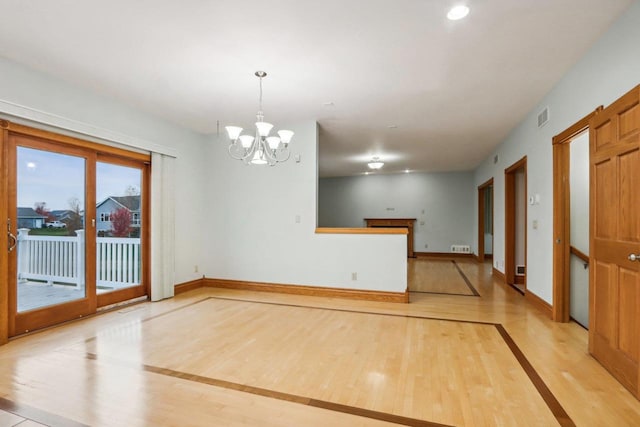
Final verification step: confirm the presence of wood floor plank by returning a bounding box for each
[0,260,639,426]
[409,258,477,296]
[79,298,559,426]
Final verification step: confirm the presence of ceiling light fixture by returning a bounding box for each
[367,157,384,170]
[225,71,294,166]
[447,5,470,20]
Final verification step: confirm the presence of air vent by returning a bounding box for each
[516,265,526,275]
[537,107,550,128]
[451,245,471,253]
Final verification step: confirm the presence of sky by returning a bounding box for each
[17,146,141,211]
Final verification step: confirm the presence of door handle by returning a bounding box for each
[7,219,17,252]
[628,254,640,262]
[8,231,16,251]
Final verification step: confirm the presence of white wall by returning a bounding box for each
[473,0,640,303]
[569,131,590,327]
[514,169,526,268]
[0,56,407,294]
[0,57,208,285]
[203,123,407,293]
[570,132,590,254]
[318,172,474,253]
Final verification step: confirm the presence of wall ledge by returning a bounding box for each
[315,227,408,235]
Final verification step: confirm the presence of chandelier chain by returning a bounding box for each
[258,75,263,114]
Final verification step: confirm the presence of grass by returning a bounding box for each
[28,228,74,237]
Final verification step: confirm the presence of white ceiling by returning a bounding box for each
[0,0,633,177]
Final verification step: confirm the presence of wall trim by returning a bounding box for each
[525,290,553,319]
[0,98,178,157]
[175,278,205,295]
[315,227,407,235]
[203,278,409,303]
[415,252,474,259]
[492,268,506,283]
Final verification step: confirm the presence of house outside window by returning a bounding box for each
[96,195,141,236]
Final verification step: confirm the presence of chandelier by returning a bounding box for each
[225,71,294,166]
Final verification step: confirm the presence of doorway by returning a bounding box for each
[551,109,599,323]
[477,178,494,263]
[505,157,527,294]
[568,131,590,328]
[2,122,150,336]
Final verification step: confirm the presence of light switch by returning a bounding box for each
[533,219,538,229]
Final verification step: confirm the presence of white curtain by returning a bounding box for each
[150,152,176,301]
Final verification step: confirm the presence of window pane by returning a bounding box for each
[96,162,143,294]
[16,147,86,312]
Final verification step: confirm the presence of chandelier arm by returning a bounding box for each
[228,142,245,160]
[277,147,291,162]
[243,137,260,163]
[262,144,278,161]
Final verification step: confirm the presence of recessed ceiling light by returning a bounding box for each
[367,157,384,170]
[364,171,370,175]
[323,102,335,107]
[387,125,398,129]
[447,5,470,20]
[26,162,36,169]
[405,169,410,173]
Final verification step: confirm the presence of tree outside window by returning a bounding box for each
[110,208,132,237]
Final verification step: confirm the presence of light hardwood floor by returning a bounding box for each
[0,259,639,426]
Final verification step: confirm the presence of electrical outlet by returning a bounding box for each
[295,215,301,223]
[424,244,428,248]
[351,272,357,281]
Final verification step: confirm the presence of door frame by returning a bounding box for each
[95,153,151,308]
[8,135,98,335]
[477,178,494,262]
[0,121,9,344]
[505,157,527,289]
[551,108,601,322]
[1,121,151,339]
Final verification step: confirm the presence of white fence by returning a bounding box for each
[17,229,141,290]
[96,237,141,287]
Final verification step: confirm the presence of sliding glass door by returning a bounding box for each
[95,156,148,308]
[8,136,95,334]
[5,125,149,336]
